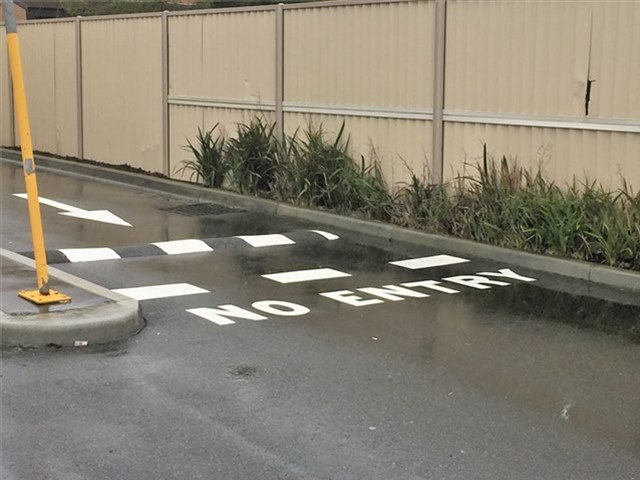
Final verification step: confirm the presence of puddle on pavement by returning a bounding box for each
[476,283,640,343]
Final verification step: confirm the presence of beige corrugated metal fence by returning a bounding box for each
[1,0,639,190]
[168,9,275,177]
[443,0,640,188]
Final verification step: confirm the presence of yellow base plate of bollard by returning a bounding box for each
[18,289,72,305]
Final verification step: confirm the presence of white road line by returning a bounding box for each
[113,283,209,301]
[262,268,352,284]
[13,193,84,212]
[59,247,121,263]
[309,230,340,240]
[152,239,213,255]
[389,254,470,270]
[236,234,296,248]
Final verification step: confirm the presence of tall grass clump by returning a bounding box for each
[176,124,227,188]
[283,123,393,220]
[392,170,453,233]
[225,117,280,195]
[394,154,640,271]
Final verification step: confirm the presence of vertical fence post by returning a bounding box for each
[432,0,447,184]
[75,16,84,159]
[161,10,170,176]
[275,3,284,143]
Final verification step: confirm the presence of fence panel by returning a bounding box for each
[444,123,640,190]
[168,10,276,177]
[10,21,78,156]
[81,16,163,172]
[169,10,275,104]
[443,0,640,189]
[445,0,592,117]
[284,1,433,110]
[588,2,640,120]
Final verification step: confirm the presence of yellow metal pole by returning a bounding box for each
[4,0,70,305]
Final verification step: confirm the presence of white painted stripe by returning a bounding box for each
[113,283,209,301]
[389,255,470,270]
[309,230,340,240]
[262,268,352,284]
[13,193,84,212]
[59,247,121,263]
[236,234,295,248]
[152,239,213,255]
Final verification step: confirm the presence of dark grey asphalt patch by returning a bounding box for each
[228,365,258,380]
[161,202,245,217]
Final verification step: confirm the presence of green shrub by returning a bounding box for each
[285,123,393,220]
[394,155,640,271]
[225,117,280,195]
[176,125,227,188]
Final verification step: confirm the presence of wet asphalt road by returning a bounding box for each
[1,160,640,480]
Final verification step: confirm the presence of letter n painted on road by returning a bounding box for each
[187,306,267,326]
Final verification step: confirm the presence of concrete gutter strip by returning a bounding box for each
[2,149,639,294]
[1,248,143,348]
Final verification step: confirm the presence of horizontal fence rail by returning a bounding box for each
[1,0,638,189]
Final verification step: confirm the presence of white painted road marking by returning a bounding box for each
[442,275,510,290]
[478,269,537,282]
[152,239,213,255]
[183,267,538,326]
[59,247,121,263]
[113,283,209,301]
[310,230,340,240]
[357,285,429,301]
[187,300,310,325]
[389,255,470,270]
[13,194,84,212]
[236,234,296,248]
[320,290,384,307]
[59,210,132,226]
[13,193,132,226]
[262,268,352,284]
[187,306,266,325]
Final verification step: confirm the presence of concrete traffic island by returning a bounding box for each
[0,249,143,348]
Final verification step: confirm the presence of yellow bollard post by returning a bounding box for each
[3,0,70,305]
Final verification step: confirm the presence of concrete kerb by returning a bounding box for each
[2,149,639,294]
[0,248,144,348]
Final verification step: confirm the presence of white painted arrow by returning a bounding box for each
[13,194,132,227]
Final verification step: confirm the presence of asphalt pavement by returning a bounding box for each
[1,159,639,480]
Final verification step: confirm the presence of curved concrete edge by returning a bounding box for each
[2,149,639,294]
[0,249,144,348]
[0,303,144,348]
